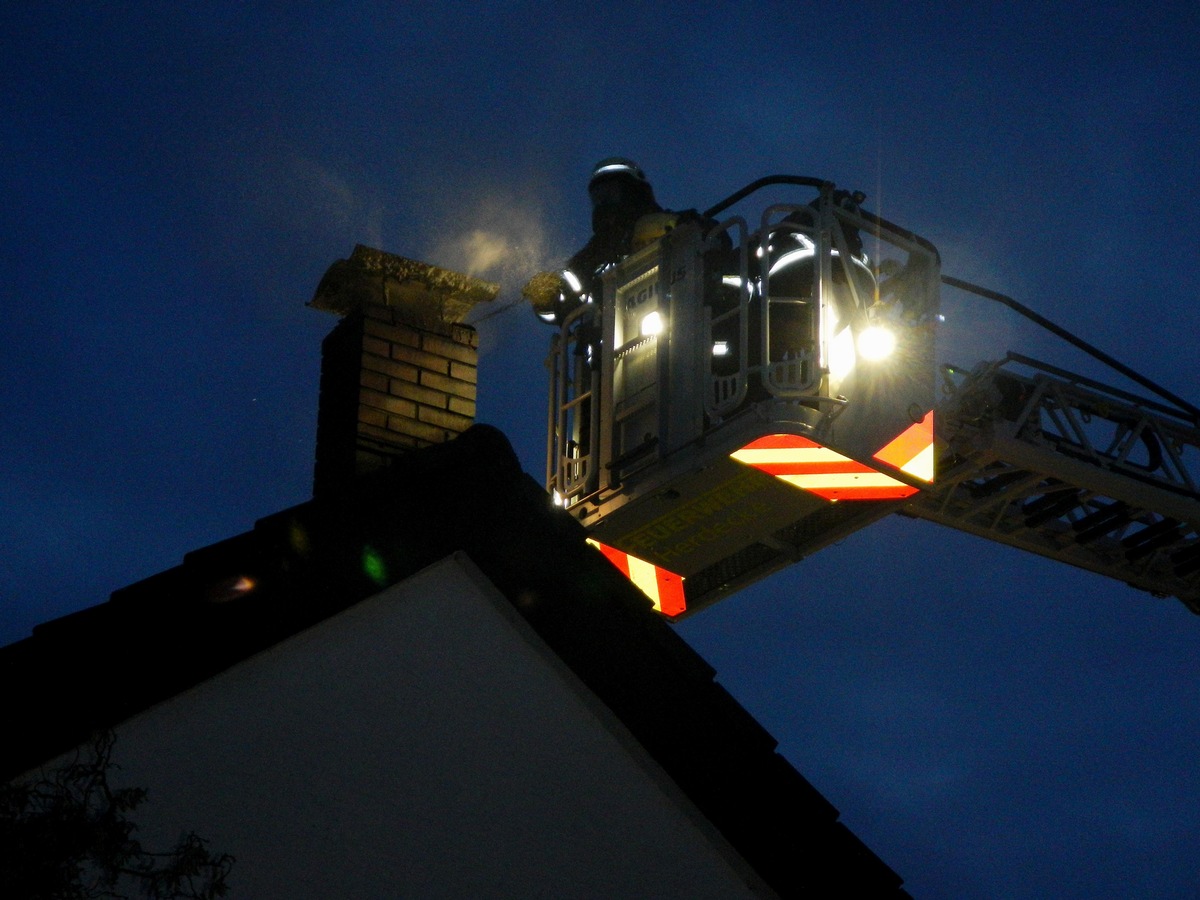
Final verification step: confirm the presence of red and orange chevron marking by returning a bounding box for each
[586,538,687,617]
[873,411,935,482]
[730,432,921,501]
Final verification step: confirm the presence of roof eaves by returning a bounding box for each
[1,424,910,897]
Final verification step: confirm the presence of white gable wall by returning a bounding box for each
[95,553,766,898]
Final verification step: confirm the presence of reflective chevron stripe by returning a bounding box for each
[874,410,935,482]
[731,434,919,500]
[586,539,687,617]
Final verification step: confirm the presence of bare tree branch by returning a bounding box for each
[0,732,233,899]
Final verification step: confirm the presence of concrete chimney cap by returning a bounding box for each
[309,245,499,324]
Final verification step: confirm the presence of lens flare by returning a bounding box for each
[858,325,896,361]
[362,546,388,586]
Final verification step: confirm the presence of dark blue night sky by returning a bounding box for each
[4,4,1199,897]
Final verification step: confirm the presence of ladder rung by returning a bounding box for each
[1171,544,1200,577]
[1074,503,1132,544]
[1122,517,1183,547]
[1023,491,1081,527]
[1125,527,1184,561]
[1122,518,1184,560]
[968,470,1031,499]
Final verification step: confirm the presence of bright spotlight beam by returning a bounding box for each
[858,325,896,361]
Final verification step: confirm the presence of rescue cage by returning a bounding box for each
[546,178,942,616]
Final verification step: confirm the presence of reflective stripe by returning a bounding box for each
[777,473,918,501]
[731,434,918,501]
[591,540,630,576]
[586,539,687,617]
[626,555,661,598]
[753,460,877,475]
[732,446,853,466]
[778,471,914,489]
[873,411,935,482]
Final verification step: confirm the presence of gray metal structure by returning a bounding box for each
[909,353,1200,610]
[546,178,940,616]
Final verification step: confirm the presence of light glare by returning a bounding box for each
[562,268,582,293]
[640,310,663,336]
[828,325,856,381]
[858,325,896,360]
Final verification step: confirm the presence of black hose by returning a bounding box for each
[703,175,940,263]
[941,274,1200,424]
[702,175,829,219]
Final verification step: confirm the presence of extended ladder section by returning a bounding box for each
[907,353,1200,612]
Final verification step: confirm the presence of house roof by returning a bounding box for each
[1,424,910,897]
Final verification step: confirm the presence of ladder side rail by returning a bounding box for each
[918,361,1200,607]
[560,364,595,496]
[545,332,562,492]
[704,216,750,418]
[986,430,1200,528]
[550,302,601,500]
[1107,417,1151,470]
[1066,384,1198,495]
[954,358,1200,500]
[1036,380,1101,465]
[1090,403,1196,493]
[604,248,666,485]
[1025,375,1200,497]
[942,276,1200,423]
[1155,421,1199,493]
[972,438,1200,592]
[907,448,1200,607]
[1004,351,1194,423]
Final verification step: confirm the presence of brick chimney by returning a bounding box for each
[309,245,499,497]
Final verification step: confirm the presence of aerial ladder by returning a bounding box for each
[906,291,1200,612]
[541,176,1200,618]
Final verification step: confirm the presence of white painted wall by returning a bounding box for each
[103,554,766,899]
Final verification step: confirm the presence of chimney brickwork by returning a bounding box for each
[310,246,497,497]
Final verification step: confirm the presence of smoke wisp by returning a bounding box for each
[424,190,572,313]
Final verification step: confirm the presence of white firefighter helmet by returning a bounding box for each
[589,157,647,186]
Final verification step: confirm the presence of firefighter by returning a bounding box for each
[525,157,666,324]
[569,157,664,282]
